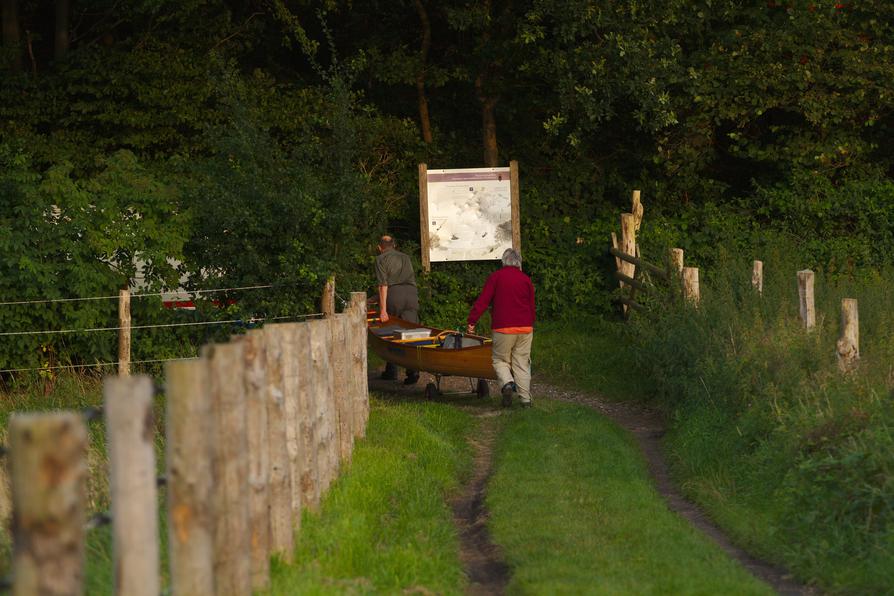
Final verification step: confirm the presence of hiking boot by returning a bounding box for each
[500,382,515,407]
[380,363,398,381]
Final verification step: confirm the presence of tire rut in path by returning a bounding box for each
[540,382,817,596]
[451,410,510,596]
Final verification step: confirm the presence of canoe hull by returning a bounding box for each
[368,317,497,380]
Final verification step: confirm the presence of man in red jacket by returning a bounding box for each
[466,248,536,407]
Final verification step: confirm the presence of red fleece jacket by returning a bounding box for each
[467,266,536,329]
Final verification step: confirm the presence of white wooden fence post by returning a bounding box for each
[104,375,160,596]
[797,270,816,330]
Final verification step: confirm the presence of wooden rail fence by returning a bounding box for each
[609,191,862,372]
[4,288,370,595]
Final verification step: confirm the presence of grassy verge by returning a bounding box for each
[266,395,473,594]
[0,374,169,594]
[534,253,894,593]
[488,400,773,595]
[1,378,473,594]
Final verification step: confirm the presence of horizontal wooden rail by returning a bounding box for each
[609,247,669,280]
[613,271,648,293]
[614,296,646,313]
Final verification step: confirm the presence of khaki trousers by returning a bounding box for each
[491,332,533,402]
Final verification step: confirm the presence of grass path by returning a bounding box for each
[487,396,778,595]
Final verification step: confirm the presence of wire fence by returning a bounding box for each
[0,286,371,594]
[0,281,330,375]
[0,283,280,307]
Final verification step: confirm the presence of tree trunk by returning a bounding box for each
[1,0,22,72]
[55,0,70,60]
[476,74,499,166]
[414,0,433,143]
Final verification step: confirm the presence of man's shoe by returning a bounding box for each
[403,374,420,385]
[501,382,514,407]
[519,401,533,408]
[381,363,399,380]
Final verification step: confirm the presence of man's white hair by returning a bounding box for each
[501,248,522,268]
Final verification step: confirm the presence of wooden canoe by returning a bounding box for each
[367,316,497,380]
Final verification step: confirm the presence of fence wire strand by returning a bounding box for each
[0,283,283,307]
[0,313,324,374]
[0,312,325,337]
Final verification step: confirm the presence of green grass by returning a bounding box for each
[488,400,774,595]
[265,395,474,595]
[533,249,894,593]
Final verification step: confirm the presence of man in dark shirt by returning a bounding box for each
[375,235,420,384]
[467,248,535,407]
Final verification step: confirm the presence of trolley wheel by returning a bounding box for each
[424,382,438,400]
[476,379,489,399]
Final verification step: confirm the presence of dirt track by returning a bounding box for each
[369,370,817,596]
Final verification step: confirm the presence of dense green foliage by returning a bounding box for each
[4,1,894,373]
[535,248,894,593]
[488,401,773,594]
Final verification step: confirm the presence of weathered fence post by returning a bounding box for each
[797,270,816,330]
[837,298,859,372]
[349,292,369,438]
[9,412,87,596]
[752,260,763,295]
[308,318,338,494]
[683,267,700,305]
[294,323,321,513]
[118,288,131,376]
[322,276,336,317]
[242,330,270,590]
[619,214,637,286]
[330,313,354,462]
[206,341,251,596]
[166,358,215,596]
[104,375,160,596]
[279,324,302,521]
[631,190,643,231]
[669,248,684,275]
[262,325,295,559]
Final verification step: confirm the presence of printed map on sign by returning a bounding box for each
[426,167,512,262]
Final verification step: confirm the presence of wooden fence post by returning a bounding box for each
[242,330,270,590]
[9,412,87,596]
[752,260,763,295]
[619,214,636,285]
[206,341,251,596]
[683,267,700,305]
[631,190,643,231]
[322,277,336,317]
[165,358,215,596]
[349,292,369,438]
[118,288,131,377]
[837,298,859,372]
[669,248,684,275]
[262,325,295,559]
[797,270,816,330]
[104,375,160,596]
[308,318,338,494]
[294,323,321,513]
[330,313,354,463]
[279,324,302,521]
